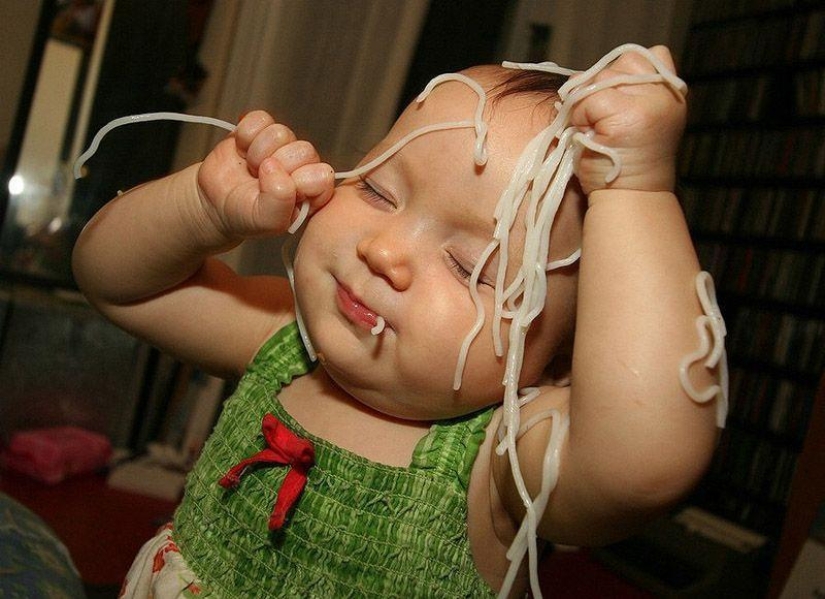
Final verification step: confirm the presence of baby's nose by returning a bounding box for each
[356,235,413,291]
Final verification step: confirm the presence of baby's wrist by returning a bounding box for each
[587,188,678,209]
[580,156,676,198]
[586,167,676,203]
[178,164,242,254]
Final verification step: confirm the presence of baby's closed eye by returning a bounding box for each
[355,177,396,210]
[445,248,495,288]
[445,252,473,281]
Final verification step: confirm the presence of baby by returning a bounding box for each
[73,45,723,598]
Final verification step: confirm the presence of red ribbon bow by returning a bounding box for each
[219,413,315,530]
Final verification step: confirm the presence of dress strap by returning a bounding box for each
[247,322,313,389]
[409,407,494,490]
[249,322,493,490]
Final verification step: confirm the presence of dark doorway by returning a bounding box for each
[397,0,517,115]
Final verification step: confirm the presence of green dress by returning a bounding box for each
[144,323,497,598]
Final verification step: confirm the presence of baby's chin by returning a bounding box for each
[332,369,502,425]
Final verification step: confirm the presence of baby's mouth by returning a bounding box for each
[335,283,384,333]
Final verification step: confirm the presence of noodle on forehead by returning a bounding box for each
[74,44,726,599]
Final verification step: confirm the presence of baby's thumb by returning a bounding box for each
[291,163,336,227]
[293,163,335,202]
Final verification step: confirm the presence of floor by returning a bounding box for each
[1,469,651,597]
[0,469,177,597]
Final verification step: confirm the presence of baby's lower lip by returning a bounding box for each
[336,284,379,331]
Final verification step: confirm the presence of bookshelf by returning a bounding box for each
[677,0,825,593]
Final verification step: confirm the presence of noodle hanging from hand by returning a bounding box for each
[457,44,696,599]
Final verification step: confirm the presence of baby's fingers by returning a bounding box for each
[256,158,334,233]
[604,47,660,78]
[235,111,275,154]
[648,45,676,74]
[284,163,335,232]
[246,123,298,174]
[293,162,335,211]
[255,157,301,233]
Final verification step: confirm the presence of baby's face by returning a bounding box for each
[294,75,581,420]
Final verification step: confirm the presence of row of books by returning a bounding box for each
[679,126,825,179]
[681,186,825,242]
[710,425,799,507]
[795,67,825,117]
[729,366,816,443]
[696,241,825,308]
[684,0,824,547]
[728,307,825,374]
[682,8,825,76]
[691,0,815,24]
[686,66,825,124]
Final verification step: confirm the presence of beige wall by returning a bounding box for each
[0,0,42,163]
[171,1,430,276]
[173,0,429,174]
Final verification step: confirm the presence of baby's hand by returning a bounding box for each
[197,111,334,240]
[571,46,687,197]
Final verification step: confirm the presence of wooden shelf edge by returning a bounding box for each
[767,373,825,598]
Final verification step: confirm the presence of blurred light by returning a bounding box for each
[8,175,24,196]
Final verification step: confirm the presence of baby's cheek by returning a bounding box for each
[398,307,462,376]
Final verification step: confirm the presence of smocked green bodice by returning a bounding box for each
[173,323,496,598]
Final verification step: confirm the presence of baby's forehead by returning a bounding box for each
[384,73,550,169]
[458,64,513,88]
[402,67,547,123]
[350,66,566,240]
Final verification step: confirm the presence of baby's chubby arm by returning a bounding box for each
[72,111,334,376]
[493,47,720,545]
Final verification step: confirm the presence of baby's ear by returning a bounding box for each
[540,353,572,387]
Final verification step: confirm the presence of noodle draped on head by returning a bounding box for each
[473,45,726,599]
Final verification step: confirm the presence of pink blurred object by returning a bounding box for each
[0,426,112,484]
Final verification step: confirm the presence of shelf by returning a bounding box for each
[683,64,825,128]
[680,185,825,247]
[682,6,825,80]
[683,58,825,82]
[680,5,825,594]
[701,473,791,513]
[719,291,825,319]
[687,116,825,132]
[725,418,807,452]
[686,119,825,132]
[690,2,824,30]
[679,131,825,180]
[692,230,825,251]
[728,367,818,440]
[679,176,825,189]
[730,356,821,387]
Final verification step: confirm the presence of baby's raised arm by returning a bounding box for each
[72,111,334,376]
[493,48,721,546]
